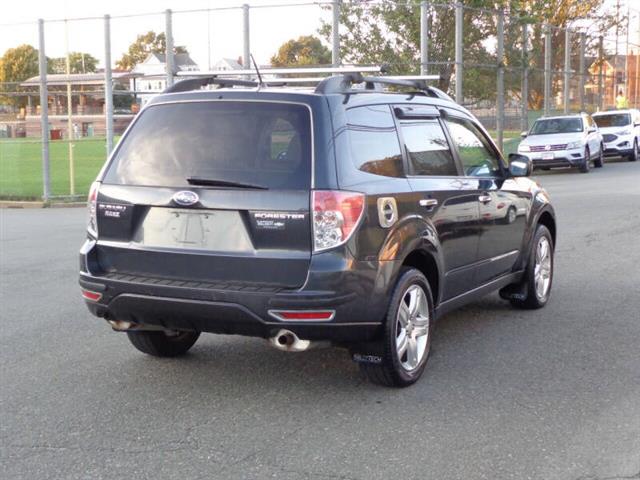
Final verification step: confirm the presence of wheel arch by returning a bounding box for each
[401,249,441,307]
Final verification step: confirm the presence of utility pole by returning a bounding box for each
[579,32,586,112]
[455,2,463,103]
[104,14,114,156]
[165,9,175,87]
[242,4,250,70]
[420,1,428,75]
[598,36,604,110]
[64,19,75,196]
[332,1,340,67]
[38,19,50,201]
[496,9,504,151]
[544,24,552,115]
[522,19,529,132]
[563,27,571,114]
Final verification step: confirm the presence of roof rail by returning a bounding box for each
[164,76,258,93]
[314,74,448,100]
[175,66,384,78]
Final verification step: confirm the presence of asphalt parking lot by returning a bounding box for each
[1,160,639,480]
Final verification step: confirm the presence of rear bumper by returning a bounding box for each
[79,240,392,342]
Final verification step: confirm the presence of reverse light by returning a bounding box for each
[87,181,99,237]
[81,289,102,302]
[269,310,335,321]
[518,144,530,152]
[312,190,365,252]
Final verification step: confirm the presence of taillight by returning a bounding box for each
[312,190,365,252]
[87,181,99,237]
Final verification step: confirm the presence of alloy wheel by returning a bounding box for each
[534,236,552,300]
[396,285,430,371]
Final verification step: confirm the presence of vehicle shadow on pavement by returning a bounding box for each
[110,293,527,394]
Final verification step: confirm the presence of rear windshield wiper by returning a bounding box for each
[186,177,268,190]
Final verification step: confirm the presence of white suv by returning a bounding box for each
[592,109,639,162]
[518,113,604,173]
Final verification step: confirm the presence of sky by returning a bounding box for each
[0,0,331,69]
[0,0,638,71]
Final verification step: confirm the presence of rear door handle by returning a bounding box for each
[419,199,438,208]
[478,194,492,203]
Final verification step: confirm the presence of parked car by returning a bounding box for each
[592,109,639,162]
[79,74,557,387]
[517,113,604,173]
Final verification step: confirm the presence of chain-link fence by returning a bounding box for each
[1,0,638,200]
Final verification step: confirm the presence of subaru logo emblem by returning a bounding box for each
[172,191,199,206]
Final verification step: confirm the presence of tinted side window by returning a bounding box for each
[445,117,501,177]
[399,120,457,176]
[346,105,404,178]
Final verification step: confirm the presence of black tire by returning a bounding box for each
[126,330,200,357]
[594,144,604,168]
[630,139,638,162]
[359,268,435,388]
[579,146,590,173]
[510,224,554,310]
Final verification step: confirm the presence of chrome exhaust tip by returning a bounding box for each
[269,329,311,352]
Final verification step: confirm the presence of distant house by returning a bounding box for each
[212,58,243,71]
[585,54,639,109]
[16,71,136,139]
[130,52,199,105]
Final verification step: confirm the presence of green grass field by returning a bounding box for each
[0,137,114,200]
[1,130,524,200]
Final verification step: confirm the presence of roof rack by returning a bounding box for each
[314,73,450,101]
[164,76,258,93]
[174,66,385,78]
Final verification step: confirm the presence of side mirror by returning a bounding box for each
[508,154,532,177]
[520,131,528,138]
[588,126,597,133]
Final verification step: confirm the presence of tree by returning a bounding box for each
[320,0,623,108]
[116,31,188,70]
[49,52,98,74]
[270,35,332,67]
[0,44,41,107]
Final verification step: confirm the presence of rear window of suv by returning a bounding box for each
[103,101,312,190]
[593,113,631,128]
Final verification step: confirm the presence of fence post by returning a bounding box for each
[242,4,250,69]
[579,32,586,112]
[38,19,50,202]
[104,14,114,156]
[455,1,463,103]
[332,1,340,67]
[563,28,571,114]
[496,9,504,151]
[420,1,428,75]
[598,35,604,110]
[521,19,529,132]
[165,9,174,87]
[544,24,552,115]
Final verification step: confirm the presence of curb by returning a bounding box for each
[0,201,85,209]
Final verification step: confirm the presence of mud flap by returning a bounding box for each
[350,342,385,365]
[499,281,528,302]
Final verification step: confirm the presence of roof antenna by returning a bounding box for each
[250,54,264,88]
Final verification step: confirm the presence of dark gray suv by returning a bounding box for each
[79,74,556,387]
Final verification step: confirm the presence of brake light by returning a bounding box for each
[312,190,365,252]
[87,181,99,237]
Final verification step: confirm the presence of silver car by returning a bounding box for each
[518,113,604,173]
